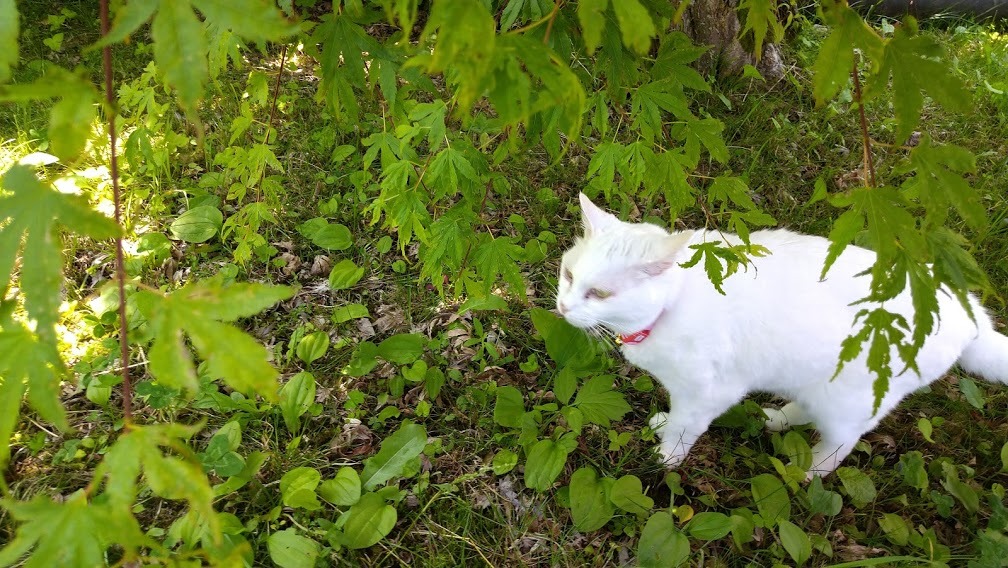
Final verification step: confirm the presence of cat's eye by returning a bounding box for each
[562,268,573,281]
[586,288,612,300]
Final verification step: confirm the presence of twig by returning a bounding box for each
[99,0,132,425]
[255,44,290,202]
[852,55,876,188]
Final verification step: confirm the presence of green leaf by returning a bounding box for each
[611,0,656,54]
[279,372,316,432]
[213,451,267,497]
[1,165,119,341]
[192,0,297,41]
[683,118,729,164]
[360,421,427,490]
[170,205,223,243]
[339,492,397,549]
[0,0,18,82]
[318,467,361,507]
[296,333,330,365]
[958,377,985,410]
[0,320,66,468]
[298,217,353,251]
[918,416,935,442]
[92,0,157,48]
[751,473,790,526]
[836,467,877,508]
[609,474,653,515]
[492,449,519,475]
[806,476,842,516]
[332,303,369,324]
[1001,442,1008,472]
[871,19,970,141]
[878,513,910,546]
[687,512,732,540]
[328,259,365,290]
[553,366,577,406]
[494,386,526,428]
[572,375,631,427]
[738,0,784,60]
[471,234,527,300]
[418,0,497,113]
[151,0,207,111]
[344,341,379,377]
[49,89,97,161]
[821,208,863,279]
[778,520,812,566]
[941,463,979,513]
[577,0,609,54]
[0,492,147,567]
[524,439,569,492]
[136,279,293,398]
[899,451,929,490]
[812,2,882,104]
[267,529,319,568]
[280,467,322,511]
[529,308,602,372]
[570,468,616,532]
[376,333,426,364]
[638,512,689,568]
[901,137,984,232]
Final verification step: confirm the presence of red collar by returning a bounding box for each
[618,311,663,345]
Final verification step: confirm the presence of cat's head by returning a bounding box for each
[556,194,691,335]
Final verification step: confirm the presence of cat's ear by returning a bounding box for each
[639,232,695,277]
[579,193,618,235]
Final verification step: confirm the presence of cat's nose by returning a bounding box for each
[557,300,568,315]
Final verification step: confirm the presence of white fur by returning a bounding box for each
[557,194,1008,479]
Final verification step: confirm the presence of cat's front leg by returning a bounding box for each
[649,388,745,468]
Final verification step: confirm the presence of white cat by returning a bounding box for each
[556,193,1008,479]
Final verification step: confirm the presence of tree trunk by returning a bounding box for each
[678,0,784,81]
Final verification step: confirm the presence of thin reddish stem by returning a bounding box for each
[99,0,132,424]
[852,56,876,188]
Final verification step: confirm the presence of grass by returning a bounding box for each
[2,2,1008,567]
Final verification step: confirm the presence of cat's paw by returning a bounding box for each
[648,412,669,433]
[655,443,687,469]
[762,407,790,432]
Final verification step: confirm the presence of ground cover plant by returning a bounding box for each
[1,0,1007,566]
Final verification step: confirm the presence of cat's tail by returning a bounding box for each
[958,325,1008,385]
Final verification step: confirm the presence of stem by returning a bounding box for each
[100,0,132,425]
[542,1,561,44]
[852,56,876,188]
[255,44,290,202]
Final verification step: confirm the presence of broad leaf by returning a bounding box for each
[328,259,365,290]
[812,2,883,104]
[318,467,362,507]
[569,467,616,532]
[268,529,319,568]
[151,0,207,111]
[836,467,877,508]
[577,0,609,54]
[298,217,353,250]
[611,0,656,54]
[638,512,689,567]
[687,512,732,540]
[376,333,426,364]
[360,421,427,490]
[572,375,631,427]
[524,439,569,492]
[338,493,397,549]
[279,372,316,432]
[280,467,322,511]
[0,0,18,82]
[778,520,812,566]
[170,205,223,243]
[751,473,790,526]
[494,386,526,428]
[192,0,297,41]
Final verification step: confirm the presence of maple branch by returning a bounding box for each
[100,0,132,424]
[852,55,876,188]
